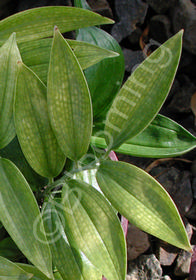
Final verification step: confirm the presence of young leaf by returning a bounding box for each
[42,200,102,280]
[0,6,113,45]
[47,28,93,161]
[0,158,53,278]
[0,256,33,280]
[96,160,191,251]
[15,62,66,178]
[0,33,21,149]
[18,38,118,85]
[59,179,126,280]
[91,114,196,158]
[105,31,183,150]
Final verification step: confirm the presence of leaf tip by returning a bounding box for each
[54,25,59,32]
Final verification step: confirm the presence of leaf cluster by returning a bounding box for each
[0,2,195,280]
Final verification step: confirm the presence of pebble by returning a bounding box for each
[126,223,151,261]
[156,240,179,266]
[174,249,193,277]
[172,0,196,54]
[157,167,193,216]
[128,254,163,279]
[146,0,177,13]
[87,0,113,18]
[111,0,148,42]
[149,15,171,43]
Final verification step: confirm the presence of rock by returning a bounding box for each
[127,27,142,46]
[186,201,196,221]
[167,75,196,114]
[127,223,150,261]
[149,15,171,43]
[174,250,192,276]
[128,254,163,279]
[192,178,196,199]
[146,0,177,13]
[111,0,148,42]
[157,167,193,216]
[17,0,72,11]
[0,0,17,19]
[87,0,113,18]
[156,240,179,266]
[172,0,196,54]
[122,49,144,73]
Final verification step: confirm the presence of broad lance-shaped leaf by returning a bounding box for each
[96,160,191,251]
[0,6,113,45]
[18,38,118,85]
[105,31,183,150]
[58,180,126,280]
[42,200,102,280]
[91,114,196,158]
[0,33,21,149]
[0,256,32,279]
[0,158,53,278]
[47,28,92,161]
[75,0,125,122]
[15,62,66,178]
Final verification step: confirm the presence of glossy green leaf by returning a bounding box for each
[58,179,126,280]
[0,256,32,280]
[0,33,21,149]
[15,62,66,178]
[91,114,196,158]
[17,264,52,280]
[47,28,92,161]
[0,6,113,45]
[18,38,118,85]
[42,200,102,280]
[96,160,191,251]
[0,158,53,278]
[75,0,124,121]
[105,31,183,150]
[74,168,101,193]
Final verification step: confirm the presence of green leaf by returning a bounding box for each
[77,27,125,122]
[0,256,32,280]
[42,200,102,280]
[47,28,93,161]
[96,160,191,251]
[75,0,124,122]
[0,137,48,191]
[0,33,21,149]
[18,38,118,85]
[17,264,52,280]
[105,31,183,150]
[0,158,53,278]
[91,114,196,158]
[59,179,126,280]
[15,62,66,178]
[0,6,113,45]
